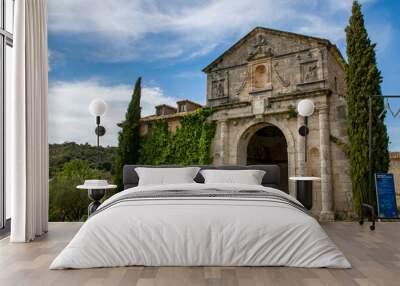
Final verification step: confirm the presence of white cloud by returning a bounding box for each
[295,14,345,42]
[326,0,376,12]
[48,80,178,146]
[48,49,65,72]
[48,0,382,62]
[174,71,203,79]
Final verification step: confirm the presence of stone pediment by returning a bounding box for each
[202,26,345,73]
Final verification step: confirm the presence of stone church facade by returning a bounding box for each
[203,27,352,220]
[140,27,353,220]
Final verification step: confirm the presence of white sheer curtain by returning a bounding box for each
[9,0,48,242]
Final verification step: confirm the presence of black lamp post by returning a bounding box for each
[293,99,316,210]
[89,99,107,166]
[297,99,315,162]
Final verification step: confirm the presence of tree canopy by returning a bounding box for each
[114,77,142,191]
[49,142,116,178]
[49,159,112,222]
[345,1,389,214]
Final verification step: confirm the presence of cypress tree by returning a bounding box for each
[114,77,142,191]
[345,1,389,214]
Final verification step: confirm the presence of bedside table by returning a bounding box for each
[77,180,117,215]
[289,177,321,210]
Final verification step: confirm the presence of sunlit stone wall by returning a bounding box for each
[389,152,400,206]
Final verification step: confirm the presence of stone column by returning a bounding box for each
[218,120,228,165]
[318,104,335,221]
[296,116,305,177]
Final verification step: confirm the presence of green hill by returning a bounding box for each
[49,142,117,178]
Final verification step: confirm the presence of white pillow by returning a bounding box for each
[200,169,266,185]
[135,167,200,186]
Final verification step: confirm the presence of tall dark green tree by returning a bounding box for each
[345,1,389,214]
[114,77,142,191]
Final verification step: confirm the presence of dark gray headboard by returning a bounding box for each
[123,165,281,190]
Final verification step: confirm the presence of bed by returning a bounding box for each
[50,165,351,269]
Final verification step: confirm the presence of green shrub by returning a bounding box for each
[49,159,112,221]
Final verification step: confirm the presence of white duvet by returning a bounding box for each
[50,183,351,269]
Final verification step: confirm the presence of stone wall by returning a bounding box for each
[389,152,400,206]
[326,50,353,215]
[205,27,349,220]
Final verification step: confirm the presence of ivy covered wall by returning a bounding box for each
[139,108,216,165]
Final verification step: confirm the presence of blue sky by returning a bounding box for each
[47,0,400,149]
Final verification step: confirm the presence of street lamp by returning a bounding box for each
[89,99,107,165]
[297,99,315,162]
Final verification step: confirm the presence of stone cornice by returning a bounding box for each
[390,152,400,159]
[209,89,333,122]
[296,79,325,87]
[270,89,332,103]
[211,101,251,111]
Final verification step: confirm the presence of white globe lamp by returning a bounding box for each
[297,99,315,117]
[89,99,107,117]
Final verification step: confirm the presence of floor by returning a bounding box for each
[0,222,399,286]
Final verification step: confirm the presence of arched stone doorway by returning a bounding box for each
[246,125,289,192]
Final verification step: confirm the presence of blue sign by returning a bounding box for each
[375,173,398,218]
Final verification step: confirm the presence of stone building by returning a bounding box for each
[203,27,351,220]
[389,152,400,206]
[140,100,203,135]
[140,27,353,220]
